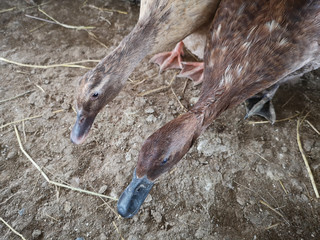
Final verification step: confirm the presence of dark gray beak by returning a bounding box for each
[117,169,154,218]
[70,112,96,145]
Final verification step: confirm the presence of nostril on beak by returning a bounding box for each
[79,116,85,124]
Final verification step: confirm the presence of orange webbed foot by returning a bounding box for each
[150,41,184,73]
[178,61,204,85]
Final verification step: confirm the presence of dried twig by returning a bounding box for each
[38,8,95,30]
[132,73,157,85]
[85,4,128,14]
[0,7,16,14]
[0,90,34,104]
[306,120,320,136]
[281,94,295,108]
[170,87,187,112]
[112,221,125,240]
[247,113,300,125]
[0,217,26,240]
[248,148,269,162]
[14,126,117,201]
[99,16,111,25]
[279,180,288,195]
[297,118,319,198]
[35,84,45,93]
[86,31,108,49]
[0,57,98,69]
[181,79,189,96]
[260,200,289,224]
[138,73,177,96]
[29,22,47,32]
[26,14,56,24]
[98,197,119,218]
[265,223,280,230]
[0,109,64,129]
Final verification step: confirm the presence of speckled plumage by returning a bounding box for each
[119,0,320,218]
[136,0,320,183]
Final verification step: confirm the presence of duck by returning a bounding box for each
[70,0,221,144]
[117,0,320,218]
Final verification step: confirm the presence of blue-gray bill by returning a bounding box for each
[70,113,96,145]
[117,169,154,218]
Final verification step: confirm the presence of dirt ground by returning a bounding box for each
[1,1,320,239]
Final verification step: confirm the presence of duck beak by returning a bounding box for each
[70,112,97,145]
[117,169,154,218]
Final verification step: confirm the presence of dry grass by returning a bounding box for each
[0,109,64,129]
[170,87,187,112]
[0,90,35,104]
[279,180,288,195]
[138,72,177,96]
[296,117,320,199]
[37,8,95,30]
[84,4,128,14]
[14,125,117,201]
[113,221,125,240]
[247,112,300,124]
[0,7,16,14]
[0,57,99,69]
[260,200,289,225]
[0,217,26,240]
[306,120,320,136]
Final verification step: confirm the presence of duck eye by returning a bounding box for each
[91,92,99,99]
[161,157,169,165]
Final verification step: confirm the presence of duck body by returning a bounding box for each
[118,0,320,218]
[71,0,220,144]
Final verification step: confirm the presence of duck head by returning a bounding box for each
[71,64,122,144]
[117,112,203,218]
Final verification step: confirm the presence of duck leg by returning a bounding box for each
[244,84,280,124]
[150,41,184,73]
[178,61,204,85]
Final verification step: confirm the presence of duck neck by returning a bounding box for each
[191,89,234,133]
[95,21,157,98]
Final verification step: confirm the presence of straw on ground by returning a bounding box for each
[138,72,177,96]
[247,112,300,124]
[38,8,95,30]
[0,109,65,129]
[0,90,35,104]
[296,118,319,198]
[260,200,289,225]
[0,57,99,69]
[14,125,117,201]
[0,217,26,240]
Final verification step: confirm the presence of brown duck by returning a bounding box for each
[117,0,320,218]
[70,0,221,144]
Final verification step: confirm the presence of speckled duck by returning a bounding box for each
[117,0,320,218]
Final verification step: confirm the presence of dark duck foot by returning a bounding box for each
[244,84,279,124]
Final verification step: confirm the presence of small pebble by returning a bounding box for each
[98,185,108,194]
[100,233,107,240]
[64,201,72,213]
[144,107,154,114]
[7,151,16,160]
[151,210,162,223]
[125,152,132,162]
[32,229,42,239]
[146,115,157,123]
